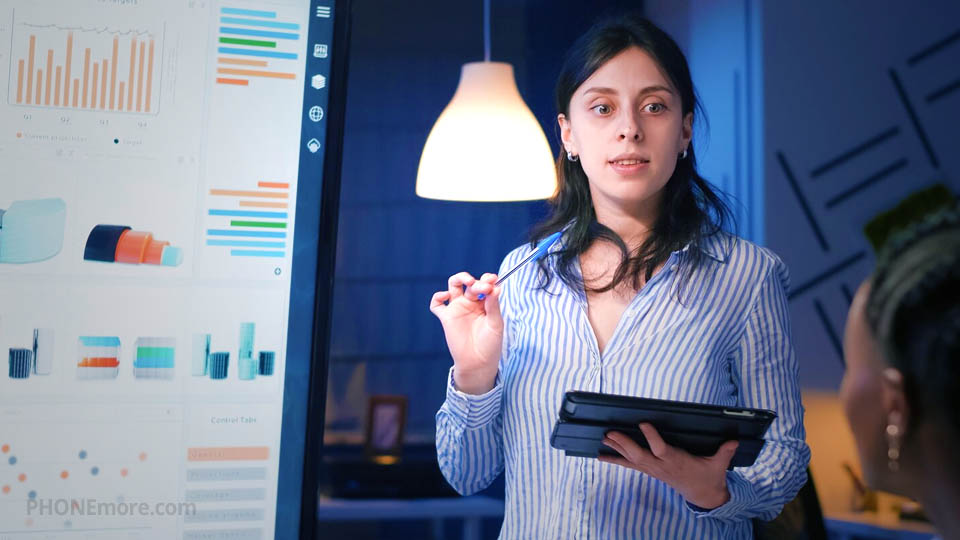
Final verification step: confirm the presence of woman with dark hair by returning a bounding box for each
[841,208,960,540]
[429,13,809,538]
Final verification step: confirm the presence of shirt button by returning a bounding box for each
[670,264,678,271]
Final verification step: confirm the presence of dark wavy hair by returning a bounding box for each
[530,13,732,297]
[866,204,960,436]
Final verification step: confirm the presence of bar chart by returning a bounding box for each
[205,181,289,259]
[8,15,164,114]
[215,6,301,87]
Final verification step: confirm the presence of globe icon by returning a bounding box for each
[309,106,324,122]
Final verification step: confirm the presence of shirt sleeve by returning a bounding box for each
[691,254,811,522]
[434,249,523,495]
[435,366,505,495]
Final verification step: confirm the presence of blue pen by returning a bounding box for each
[477,230,564,300]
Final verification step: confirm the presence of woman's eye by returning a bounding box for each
[644,102,666,113]
[592,104,611,115]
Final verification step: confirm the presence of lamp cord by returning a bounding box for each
[483,0,491,62]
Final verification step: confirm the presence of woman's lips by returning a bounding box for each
[609,158,650,175]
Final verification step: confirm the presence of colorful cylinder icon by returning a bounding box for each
[84,224,182,267]
[133,337,176,380]
[9,348,32,379]
[209,352,229,380]
[0,198,66,263]
[192,334,211,376]
[32,328,54,375]
[258,351,275,376]
[77,336,121,379]
[238,323,256,380]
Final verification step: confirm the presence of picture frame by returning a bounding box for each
[364,395,407,461]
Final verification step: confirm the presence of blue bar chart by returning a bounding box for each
[205,181,289,259]
[215,6,301,86]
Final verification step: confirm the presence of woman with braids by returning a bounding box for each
[428,13,809,538]
[841,207,960,540]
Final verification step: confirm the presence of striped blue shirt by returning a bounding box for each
[436,232,810,539]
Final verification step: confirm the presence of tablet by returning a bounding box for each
[550,391,777,469]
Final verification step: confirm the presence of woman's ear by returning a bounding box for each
[681,111,693,150]
[881,367,909,435]
[558,113,574,153]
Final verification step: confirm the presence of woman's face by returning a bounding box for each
[559,46,692,218]
[840,281,896,490]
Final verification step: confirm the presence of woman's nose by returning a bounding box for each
[617,112,642,141]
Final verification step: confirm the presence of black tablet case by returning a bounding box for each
[550,391,776,469]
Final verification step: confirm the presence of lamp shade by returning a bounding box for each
[416,62,557,202]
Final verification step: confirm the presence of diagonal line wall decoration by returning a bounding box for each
[765,7,960,388]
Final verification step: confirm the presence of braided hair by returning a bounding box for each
[865,205,960,436]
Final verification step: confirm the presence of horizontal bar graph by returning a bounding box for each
[229,220,286,228]
[214,7,301,87]
[231,250,284,257]
[207,229,286,238]
[219,37,276,48]
[209,189,287,198]
[216,77,247,86]
[206,180,291,258]
[221,7,277,18]
[10,20,163,114]
[239,201,288,209]
[219,17,300,30]
[216,67,295,79]
[217,47,297,59]
[209,209,288,218]
[218,57,267,66]
[219,27,300,40]
[206,240,286,248]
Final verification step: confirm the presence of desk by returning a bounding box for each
[825,511,937,540]
[316,496,504,540]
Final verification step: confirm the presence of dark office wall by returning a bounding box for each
[647,0,765,245]
[325,0,638,445]
[650,0,960,390]
[761,1,960,389]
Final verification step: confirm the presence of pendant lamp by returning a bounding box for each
[415,0,557,202]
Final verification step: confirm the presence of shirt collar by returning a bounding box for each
[550,225,729,263]
[674,233,729,263]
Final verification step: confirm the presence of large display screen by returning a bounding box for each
[0,0,340,537]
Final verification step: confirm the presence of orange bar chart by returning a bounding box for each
[10,22,162,114]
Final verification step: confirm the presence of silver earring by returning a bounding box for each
[566,150,579,162]
[886,418,902,472]
[679,148,688,160]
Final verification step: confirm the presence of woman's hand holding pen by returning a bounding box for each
[599,423,739,511]
[429,272,502,395]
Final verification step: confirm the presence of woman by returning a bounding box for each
[429,13,809,538]
[841,207,960,540]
